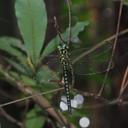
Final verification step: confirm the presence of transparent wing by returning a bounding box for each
[45,43,113,76]
[72,43,113,76]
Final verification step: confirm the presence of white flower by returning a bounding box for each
[74,94,84,105]
[79,117,90,128]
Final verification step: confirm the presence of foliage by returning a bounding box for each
[25,107,45,128]
[124,0,128,5]
[0,0,88,127]
[1,0,127,127]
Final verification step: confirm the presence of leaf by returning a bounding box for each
[0,66,5,77]
[123,0,128,5]
[15,0,47,65]
[40,37,59,60]
[21,75,37,86]
[9,71,21,80]
[26,108,44,128]
[9,71,37,86]
[0,37,28,67]
[5,58,28,74]
[36,66,59,84]
[0,37,25,57]
[40,22,88,60]
[36,66,59,91]
[62,21,89,41]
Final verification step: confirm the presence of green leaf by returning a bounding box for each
[9,71,21,80]
[40,37,59,60]
[21,75,37,86]
[40,22,88,60]
[15,0,47,65]
[123,0,128,5]
[36,66,59,91]
[0,37,25,57]
[9,71,37,86]
[5,58,28,74]
[26,108,44,128]
[36,66,59,84]
[62,21,89,41]
[0,37,27,67]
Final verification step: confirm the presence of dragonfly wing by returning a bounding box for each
[45,43,113,76]
[72,44,113,76]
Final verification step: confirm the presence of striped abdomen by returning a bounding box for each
[63,61,72,113]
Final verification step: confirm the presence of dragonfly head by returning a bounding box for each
[57,43,69,51]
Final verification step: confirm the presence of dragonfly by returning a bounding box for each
[46,40,114,112]
[47,42,113,77]
[49,0,114,112]
[57,42,73,113]
[53,11,74,112]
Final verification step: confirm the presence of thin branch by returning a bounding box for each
[0,87,63,107]
[53,0,72,46]
[54,16,65,43]
[83,99,128,109]
[124,80,128,90]
[98,0,123,96]
[72,28,128,64]
[73,89,128,109]
[73,88,109,103]
[0,107,22,127]
[66,0,72,45]
[118,65,128,98]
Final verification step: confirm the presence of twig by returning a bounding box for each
[54,0,72,46]
[54,16,65,43]
[118,66,128,98]
[73,88,109,103]
[0,107,22,127]
[124,80,128,90]
[66,0,72,45]
[72,28,128,64]
[0,87,64,108]
[73,89,128,109]
[98,0,123,96]
[83,99,128,109]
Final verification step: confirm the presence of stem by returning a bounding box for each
[98,0,123,96]
[66,0,72,45]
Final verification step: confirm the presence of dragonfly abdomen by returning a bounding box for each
[63,65,72,113]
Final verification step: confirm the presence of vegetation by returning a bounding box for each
[0,0,128,128]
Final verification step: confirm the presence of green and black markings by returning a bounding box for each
[57,43,73,113]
